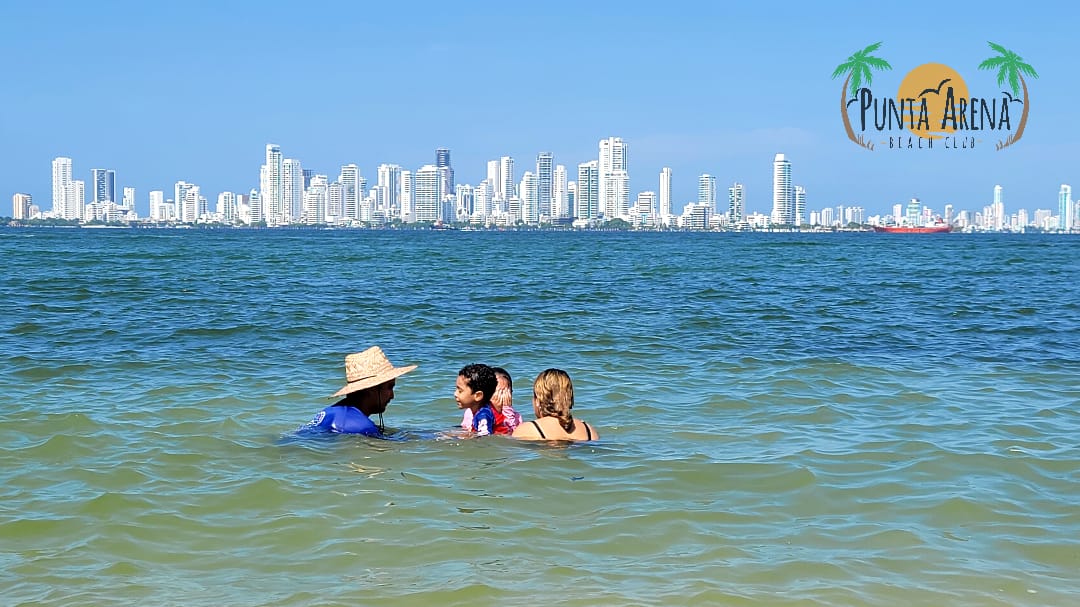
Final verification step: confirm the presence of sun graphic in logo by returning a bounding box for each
[896,63,969,139]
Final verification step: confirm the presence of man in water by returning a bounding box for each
[307,346,417,437]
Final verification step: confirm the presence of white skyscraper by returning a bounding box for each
[567,182,576,221]
[399,170,413,222]
[553,164,569,219]
[326,182,344,221]
[698,174,717,212]
[607,170,630,219]
[576,161,599,220]
[378,164,402,214]
[536,152,553,219]
[487,160,500,197]
[1059,184,1073,231]
[52,157,76,219]
[340,164,360,220]
[455,184,474,221]
[283,158,304,223]
[499,156,515,202]
[771,153,793,225]
[728,183,745,223]
[659,167,673,224]
[175,181,196,222]
[474,179,493,221]
[414,165,441,222]
[217,192,237,223]
[304,175,327,225]
[598,136,627,217]
[181,185,201,223]
[149,190,166,221]
[520,171,538,224]
[990,185,1005,230]
[261,144,284,225]
[122,187,135,211]
[69,180,85,220]
[794,186,806,226]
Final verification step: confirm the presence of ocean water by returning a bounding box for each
[1,228,1077,607]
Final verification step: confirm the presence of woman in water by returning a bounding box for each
[512,368,598,441]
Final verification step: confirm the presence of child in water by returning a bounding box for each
[454,363,500,436]
[459,366,521,434]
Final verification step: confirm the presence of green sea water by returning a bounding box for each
[1,228,1078,606]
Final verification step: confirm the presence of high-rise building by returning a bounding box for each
[520,171,538,224]
[771,153,793,225]
[536,152,553,219]
[175,181,197,222]
[149,191,166,221]
[474,179,493,220]
[728,183,744,223]
[576,161,598,219]
[326,182,344,221]
[989,184,1005,231]
[598,137,627,219]
[607,170,630,219]
[414,165,442,222]
[698,174,717,211]
[122,187,135,211]
[303,175,327,225]
[455,184,474,221]
[52,157,76,220]
[552,165,568,219]
[567,182,577,220]
[436,148,454,196]
[69,180,85,220]
[261,144,284,224]
[283,159,304,223]
[217,192,237,223]
[377,164,402,214]
[92,169,116,204]
[486,160,500,196]
[499,156,514,202]
[659,168,673,224]
[794,186,806,226]
[12,193,31,220]
[1058,184,1072,231]
[339,164,360,221]
[399,170,413,221]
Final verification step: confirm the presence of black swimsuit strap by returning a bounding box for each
[585,423,592,441]
[530,420,546,439]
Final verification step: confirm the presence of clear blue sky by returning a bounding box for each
[2,0,1077,218]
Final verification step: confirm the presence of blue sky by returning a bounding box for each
[2,0,1077,218]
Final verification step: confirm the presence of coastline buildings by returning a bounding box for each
[15,143,1072,233]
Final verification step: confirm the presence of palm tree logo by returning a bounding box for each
[832,42,892,151]
[978,42,1038,150]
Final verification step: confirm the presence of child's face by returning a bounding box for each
[454,375,481,410]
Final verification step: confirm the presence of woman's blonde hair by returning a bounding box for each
[533,368,575,433]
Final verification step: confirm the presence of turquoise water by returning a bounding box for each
[1,228,1078,606]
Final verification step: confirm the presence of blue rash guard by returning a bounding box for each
[472,404,495,436]
[310,405,381,437]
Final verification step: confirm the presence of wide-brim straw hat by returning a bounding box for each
[330,346,417,398]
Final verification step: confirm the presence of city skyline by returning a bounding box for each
[2,2,1078,216]
[16,141,1075,232]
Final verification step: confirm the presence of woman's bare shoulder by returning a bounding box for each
[512,420,542,439]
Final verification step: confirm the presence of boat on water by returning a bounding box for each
[873,224,952,233]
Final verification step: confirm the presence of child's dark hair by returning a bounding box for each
[492,366,512,393]
[458,363,497,403]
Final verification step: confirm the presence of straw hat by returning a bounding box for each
[330,346,417,398]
